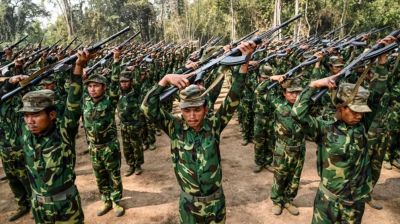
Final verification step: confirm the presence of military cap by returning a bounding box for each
[281,78,303,92]
[84,74,107,85]
[328,56,344,67]
[201,46,219,61]
[40,76,55,85]
[336,83,371,113]
[259,65,273,78]
[119,71,132,81]
[179,84,206,108]
[19,89,55,113]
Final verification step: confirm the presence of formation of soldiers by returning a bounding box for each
[0,20,399,224]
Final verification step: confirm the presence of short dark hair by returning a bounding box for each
[44,106,57,115]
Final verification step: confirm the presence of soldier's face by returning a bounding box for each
[337,106,363,125]
[24,110,56,135]
[283,90,300,105]
[181,106,208,131]
[42,83,56,90]
[119,80,131,90]
[87,82,106,99]
[330,65,343,75]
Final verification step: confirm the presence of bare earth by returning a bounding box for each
[0,116,399,224]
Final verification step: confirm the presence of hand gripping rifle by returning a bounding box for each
[310,29,400,102]
[0,35,28,58]
[85,31,140,77]
[159,14,302,102]
[0,27,131,103]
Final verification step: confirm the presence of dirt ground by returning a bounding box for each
[0,116,399,224]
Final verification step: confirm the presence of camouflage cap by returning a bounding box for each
[328,56,344,67]
[179,84,206,108]
[336,83,371,113]
[259,65,273,78]
[40,76,55,85]
[201,46,219,61]
[19,89,55,113]
[281,78,303,92]
[84,74,107,85]
[119,71,131,81]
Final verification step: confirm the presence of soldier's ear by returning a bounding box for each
[49,110,57,121]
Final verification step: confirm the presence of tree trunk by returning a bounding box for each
[340,0,348,38]
[294,0,300,41]
[230,0,236,41]
[273,0,282,40]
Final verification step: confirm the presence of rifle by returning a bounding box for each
[0,35,28,58]
[159,14,302,101]
[71,43,82,52]
[0,47,49,75]
[1,26,131,103]
[85,31,140,76]
[310,29,400,102]
[61,36,78,55]
[323,23,348,38]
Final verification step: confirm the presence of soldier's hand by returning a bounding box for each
[113,47,121,63]
[269,75,285,83]
[14,58,24,68]
[309,74,339,89]
[249,61,259,67]
[377,35,397,65]
[9,75,28,84]
[74,48,90,76]
[314,51,325,61]
[185,61,199,70]
[159,74,191,89]
[223,44,232,53]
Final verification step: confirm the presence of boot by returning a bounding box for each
[241,139,249,146]
[272,204,282,215]
[264,164,275,173]
[392,158,400,169]
[124,166,135,177]
[135,166,143,175]
[96,200,112,216]
[253,165,263,173]
[383,161,392,170]
[284,202,299,216]
[8,206,30,221]
[367,198,383,210]
[149,144,156,151]
[113,201,125,217]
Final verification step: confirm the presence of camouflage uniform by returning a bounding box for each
[117,74,145,171]
[83,63,123,204]
[141,68,245,223]
[16,76,85,223]
[267,78,305,207]
[0,88,31,214]
[253,65,275,168]
[292,64,387,223]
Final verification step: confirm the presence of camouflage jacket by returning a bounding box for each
[21,74,82,196]
[117,86,145,127]
[291,64,387,202]
[141,69,245,196]
[83,62,120,144]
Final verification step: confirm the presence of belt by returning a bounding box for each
[318,183,355,206]
[275,141,303,151]
[181,188,223,203]
[34,185,76,204]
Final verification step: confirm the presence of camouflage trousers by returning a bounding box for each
[253,114,275,166]
[121,124,144,167]
[0,146,31,208]
[89,140,123,202]
[31,186,84,224]
[179,190,226,224]
[384,131,400,162]
[367,128,388,187]
[238,99,254,141]
[143,119,156,147]
[271,141,306,205]
[312,188,365,224]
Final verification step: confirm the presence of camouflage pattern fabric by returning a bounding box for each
[179,193,226,224]
[83,62,123,203]
[237,70,257,142]
[20,74,85,223]
[118,86,145,168]
[291,64,387,223]
[141,68,245,223]
[253,80,275,166]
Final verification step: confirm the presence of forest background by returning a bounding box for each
[0,0,399,47]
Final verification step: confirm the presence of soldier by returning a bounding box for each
[82,48,125,217]
[0,76,31,221]
[117,71,145,176]
[263,76,305,216]
[252,65,275,173]
[141,41,255,223]
[0,49,91,223]
[291,36,393,224]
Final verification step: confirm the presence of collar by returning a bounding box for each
[35,122,56,138]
